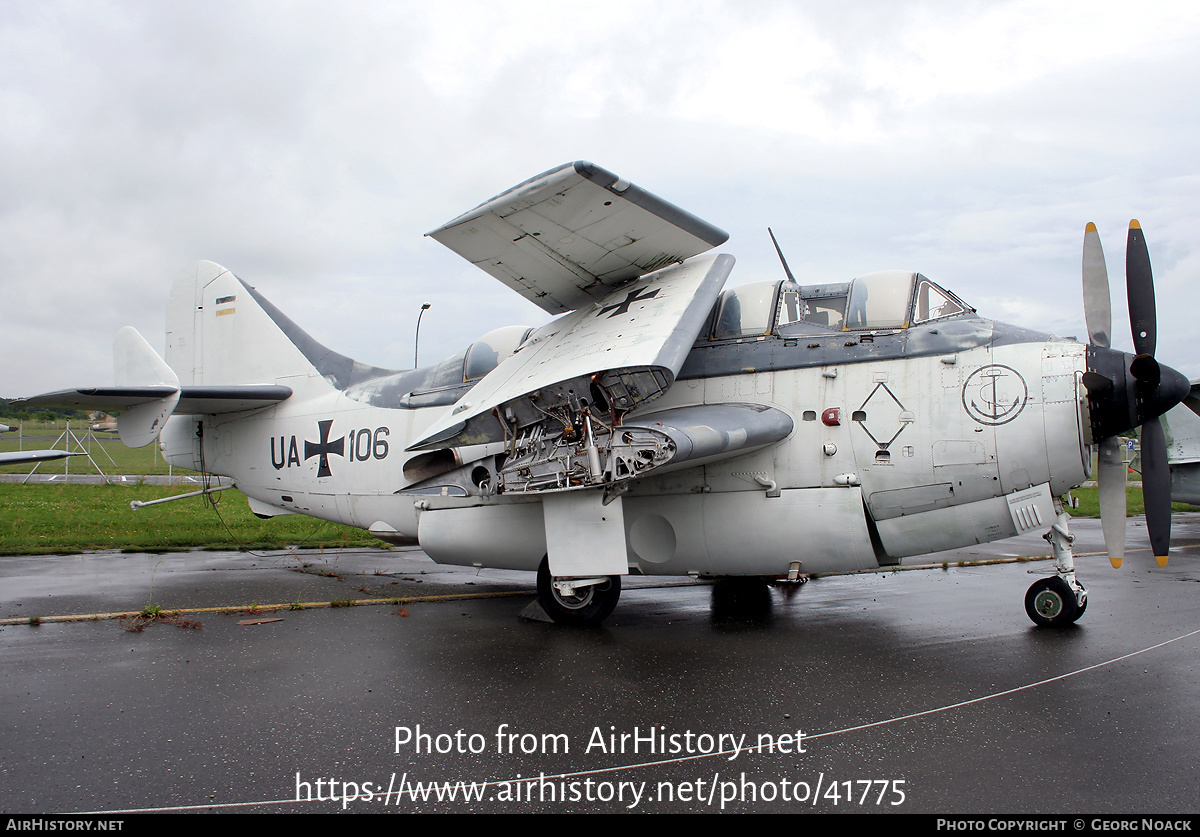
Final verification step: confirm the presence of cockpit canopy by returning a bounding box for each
[464,324,534,382]
[708,271,973,341]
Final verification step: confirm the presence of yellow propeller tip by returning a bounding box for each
[1086,222,1097,232]
[1155,555,1169,567]
[1110,558,1123,569]
[1130,219,1142,230]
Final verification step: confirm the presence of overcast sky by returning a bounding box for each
[3,0,1199,397]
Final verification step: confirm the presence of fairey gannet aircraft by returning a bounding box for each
[19,163,1193,626]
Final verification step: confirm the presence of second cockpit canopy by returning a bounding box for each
[709,271,973,341]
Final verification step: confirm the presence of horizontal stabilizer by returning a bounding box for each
[19,325,292,447]
[18,385,292,415]
[428,161,729,314]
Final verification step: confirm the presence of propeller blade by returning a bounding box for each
[1126,220,1156,359]
[1083,222,1111,348]
[1140,417,1172,566]
[1085,221,1180,569]
[1097,435,1127,568]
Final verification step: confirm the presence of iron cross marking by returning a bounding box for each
[304,419,344,478]
[598,286,660,318]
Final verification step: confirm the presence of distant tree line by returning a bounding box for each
[0,398,88,423]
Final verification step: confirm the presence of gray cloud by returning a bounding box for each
[3,0,1198,397]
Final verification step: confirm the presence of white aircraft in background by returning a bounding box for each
[0,424,79,466]
[19,163,1194,627]
[0,449,79,466]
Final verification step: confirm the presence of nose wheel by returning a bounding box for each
[1025,502,1088,627]
[1025,576,1087,627]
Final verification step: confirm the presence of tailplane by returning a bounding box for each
[16,260,391,443]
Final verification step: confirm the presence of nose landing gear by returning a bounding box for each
[1025,501,1087,627]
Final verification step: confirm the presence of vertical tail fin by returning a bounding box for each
[165,261,396,390]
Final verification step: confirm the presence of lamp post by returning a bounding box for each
[414,302,431,368]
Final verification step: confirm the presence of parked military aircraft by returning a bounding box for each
[0,423,81,466]
[0,449,79,466]
[19,162,1194,627]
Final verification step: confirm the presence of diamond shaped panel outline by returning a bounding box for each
[854,382,913,450]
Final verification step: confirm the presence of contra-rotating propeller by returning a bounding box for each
[1081,221,1189,568]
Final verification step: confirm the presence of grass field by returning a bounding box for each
[1067,484,1199,517]
[0,420,173,476]
[0,483,383,555]
[0,479,1193,557]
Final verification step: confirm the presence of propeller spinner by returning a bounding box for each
[1081,221,1189,568]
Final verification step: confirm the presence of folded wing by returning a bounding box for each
[410,252,734,452]
[428,161,729,315]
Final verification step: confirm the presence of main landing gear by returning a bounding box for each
[1025,501,1088,628]
[536,557,622,627]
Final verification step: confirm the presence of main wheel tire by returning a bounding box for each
[1025,576,1080,628]
[536,558,621,627]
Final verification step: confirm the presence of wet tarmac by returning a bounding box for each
[1,515,1198,814]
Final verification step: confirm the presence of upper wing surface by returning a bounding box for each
[428,161,728,314]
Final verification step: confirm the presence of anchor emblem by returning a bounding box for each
[962,364,1028,426]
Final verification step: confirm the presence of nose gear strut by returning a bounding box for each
[1026,496,1088,628]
